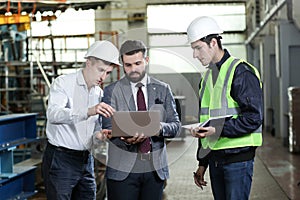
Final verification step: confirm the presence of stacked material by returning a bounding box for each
[288,87,300,153]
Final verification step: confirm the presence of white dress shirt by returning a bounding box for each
[130,74,148,110]
[46,69,102,150]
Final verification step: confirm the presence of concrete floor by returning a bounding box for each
[164,132,299,200]
[29,131,300,200]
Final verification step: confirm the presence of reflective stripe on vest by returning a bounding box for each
[198,57,263,150]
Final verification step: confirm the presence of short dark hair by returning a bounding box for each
[119,40,147,63]
[200,34,223,49]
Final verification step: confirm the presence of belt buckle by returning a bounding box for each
[140,153,151,161]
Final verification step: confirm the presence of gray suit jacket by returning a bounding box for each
[102,76,181,181]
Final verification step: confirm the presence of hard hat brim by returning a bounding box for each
[84,40,121,66]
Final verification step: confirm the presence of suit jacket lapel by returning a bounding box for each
[147,77,156,109]
[119,78,136,111]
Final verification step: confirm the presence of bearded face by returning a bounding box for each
[122,52,148,83]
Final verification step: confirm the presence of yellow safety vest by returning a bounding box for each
[199,56,263,150]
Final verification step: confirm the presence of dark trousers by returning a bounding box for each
[42,142,96,200]
[106,158,164,200]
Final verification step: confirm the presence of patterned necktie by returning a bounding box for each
[136,83,151,153]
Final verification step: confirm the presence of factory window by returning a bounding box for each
[147,3,246,74]
[147,3,245,33]
[28,8,95,64]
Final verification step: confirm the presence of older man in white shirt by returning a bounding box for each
[42,40,120,200]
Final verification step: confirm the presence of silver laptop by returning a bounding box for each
[111,111,161,137]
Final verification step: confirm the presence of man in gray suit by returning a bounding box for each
[101,40,181,200]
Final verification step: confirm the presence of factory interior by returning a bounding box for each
[0,0,300,199]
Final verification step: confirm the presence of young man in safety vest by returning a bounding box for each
[187,16,263,200]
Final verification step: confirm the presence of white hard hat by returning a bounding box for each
[187,16,223,43]
[84,40,121,66]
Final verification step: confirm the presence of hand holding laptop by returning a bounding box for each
[120,133,150,145]
[95,129,113,140]
[95,129,150,143]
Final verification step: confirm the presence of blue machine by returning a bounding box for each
[0,113,38,200]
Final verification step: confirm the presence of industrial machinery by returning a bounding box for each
[0,113,38,199]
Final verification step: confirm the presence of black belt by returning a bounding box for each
[47,142,90,157]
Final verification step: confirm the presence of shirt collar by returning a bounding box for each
[77,69,86,86]
[130,74,148,88]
